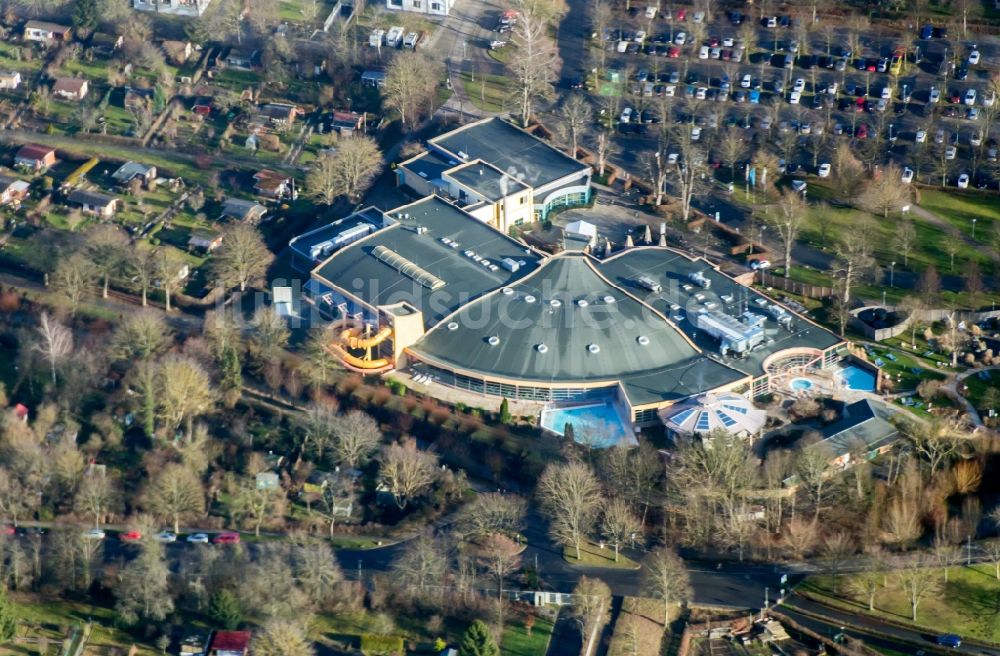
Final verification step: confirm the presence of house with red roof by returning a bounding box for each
[13,404,28,422]
[14,144,56,171]
[208,631,251,656]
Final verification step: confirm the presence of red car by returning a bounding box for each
[120,531,142,542]
[212,532,241,544]
[668,46,681,58]
[0,525,14,536]
[709,36,719,47]
[676,8,686,21]
[855,123,869,139]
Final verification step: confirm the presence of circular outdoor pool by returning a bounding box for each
[790,378,814,392]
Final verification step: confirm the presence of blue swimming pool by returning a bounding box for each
[541,401,631,449]
[790,378,814,392]
[839,364,876,391]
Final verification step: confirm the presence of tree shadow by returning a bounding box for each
[946,578,1000,638]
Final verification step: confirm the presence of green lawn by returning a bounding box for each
[562,540,640,569]
[961,370,1000,418]
[802,565,1000,643]
[918,189,1000,248]
[459,71,509,113]
[500,615,555,656]
[12,598,160,656]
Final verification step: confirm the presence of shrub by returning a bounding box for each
[360,634,404,656]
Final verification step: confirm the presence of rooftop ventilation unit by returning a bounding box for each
[447,322,459,330]
[587,344,601,354]
[577,299,589,307]
[415,225,428,234]
[489,265,499,272]
[549,299,562,307]
[762,303,793,328]
[501,257,520,272]
[536,343,548,353]
[501,287,514,295]
[633,275,662,293]
[603,295,615,304]
[695,310,764,356]
[487,335,500,346]
[440,237,451,245]
[688,271,711,289]
[524,295,536,303]
[637,335,650,346]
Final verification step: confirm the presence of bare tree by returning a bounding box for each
[830,142,865,201]
[558,93,591,159]
[212,223,274,294]
[643,547,691,626]
[847,547,886,612]
[307,136,382,204]
[114,541,174,625]
[379,439,438,509]
[34,312,73,384]
[667,127,709,221]
[766,188,807,274]
[157,355,216,441]
[127,245,156,307]
[331,410,381,470]
[51,254,94,317]
[84,224,128,299]
[905,417,968,475]
[716,128,745,180]
[75,473,121,528]
[859,164,911,218]
[980,539,1000,580]
[932,537,963,583]
[599,443,659,524]
[392,534,450,596]
[537,461,603,560]
[479,532,521,599]
[248,306,290,371]
[571,576,611,656]
[0,471,38,528]
[145,463,205,534]
[794,438,833,521]
[833,226,875,304]
[894,555,941,621]
[154,248,185,312]
[784,517,819,559]
[892,218,917,268]
[458,492,528,541]
[231,476,286,536]
[592,129,618,177]
[252,620,313,656]
[111,310,170,362]
[382,53,442,131]
[507,0,559,126]
[600,498,642,562]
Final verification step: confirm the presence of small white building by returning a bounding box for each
[660,392,767,440]
[386,0,454,16]
[132,0,213,16]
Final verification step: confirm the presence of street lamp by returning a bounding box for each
[882,289,887,307]
[890,261,896,287]
[972,217,977,239]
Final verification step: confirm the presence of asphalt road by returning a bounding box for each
[779,595,1000,656]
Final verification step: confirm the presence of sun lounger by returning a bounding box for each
[874,358,885,367]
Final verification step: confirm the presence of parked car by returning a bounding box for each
[789,90,801,104]
[929,87,941,103]
[957,173,970,189]
[792,78,806,93]
[120,531,143,542]
[902,167,914,183]
[920,24,933,39]
[969,49,980,65]
[965,88,977,106]
[619,107,633,123]
[935,128,946,144]
[698,45,709,59]
[154,530,177,543]
[946,145,957,160]
[674,31,687,45]
[750,260,771,270]
[187,533,210,543]
[817,163,831,178]
[213,532,241,545]
[916,129,927,143]
[937,635,961,649]
[83,528,106,540]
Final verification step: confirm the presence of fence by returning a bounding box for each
[755,271,834,299]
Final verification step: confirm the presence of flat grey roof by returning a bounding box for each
[598,248,842,378]
[430,117,589,190]
[290,207,385,259]
[401,150,452,186]
[68,189,115,206]
[819,399,899,456]
[410,254,745,403]
[447,161,528,202]
[312,196,541,328]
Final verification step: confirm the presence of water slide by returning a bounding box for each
[328,323,394,372]
[340,325,392,350]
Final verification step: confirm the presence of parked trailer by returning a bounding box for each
[369,28,385,47]
[403,31,422,49]
[385,26,404,48]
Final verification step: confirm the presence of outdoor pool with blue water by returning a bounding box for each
[790,378,814,392]
[839,364,876,391]
[540,401,631,448]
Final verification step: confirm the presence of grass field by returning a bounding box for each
[500,614,555,656]
[460,71,508,113]
[562,540,640,569]
[961,369,1000,418]
[802,565,1000,643]
[918,190,1000,248]
[12,598,160,656]
[609,597,665,656]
